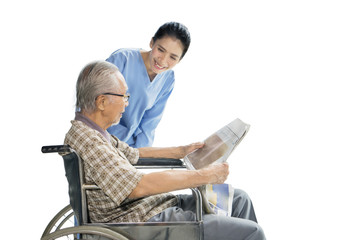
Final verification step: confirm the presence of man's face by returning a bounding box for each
[104,72,129,128]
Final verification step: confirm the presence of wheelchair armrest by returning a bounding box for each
[135,158,186,169]
[41,145,186,168]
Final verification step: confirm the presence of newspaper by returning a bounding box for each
[184,118,250,170]
[206,183,234,216]
[184,118,250,215]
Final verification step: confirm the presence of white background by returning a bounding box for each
[1,0,359,239]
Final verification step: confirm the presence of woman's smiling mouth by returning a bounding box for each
[154,60,166,70]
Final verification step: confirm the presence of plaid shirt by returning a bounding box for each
[64,119,178,222]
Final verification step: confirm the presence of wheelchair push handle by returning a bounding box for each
[41,145,72,154]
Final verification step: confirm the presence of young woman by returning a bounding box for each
[106,22,191,147]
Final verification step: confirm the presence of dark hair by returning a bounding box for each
[153,22,191,59]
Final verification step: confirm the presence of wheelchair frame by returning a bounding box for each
[41,145,204,240]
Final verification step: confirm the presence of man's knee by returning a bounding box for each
[234,188,251,202]
[232,188,257,221]
[249,224,266,240]
[204,215,265,240]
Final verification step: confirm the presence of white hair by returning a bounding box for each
[76,61,121,113]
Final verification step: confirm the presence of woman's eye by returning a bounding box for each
[158,48,164,52]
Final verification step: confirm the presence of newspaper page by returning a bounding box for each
[184,118,250,215]
[206,183,234,216]
[184,118,250,170]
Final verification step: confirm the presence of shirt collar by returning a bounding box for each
[75,112,111,142]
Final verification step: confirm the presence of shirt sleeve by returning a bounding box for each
[133,81,175,148]
[67,124,144,206]
[106,49,126,72]
[111,135,139,164]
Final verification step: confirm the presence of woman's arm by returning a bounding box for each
[132,78,175,148]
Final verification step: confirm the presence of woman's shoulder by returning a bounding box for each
[109,48,141,58]
[107,48,142,66]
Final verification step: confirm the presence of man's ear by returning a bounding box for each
[150,38,154,48]
[95,95,106,111]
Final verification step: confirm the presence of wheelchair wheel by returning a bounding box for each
[42,204,76,237]
[40,225,132,240]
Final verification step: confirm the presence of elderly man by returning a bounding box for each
[64,60,266,240]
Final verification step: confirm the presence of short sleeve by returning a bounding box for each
[106,49,127,72]
[65,122,144,206]
[111,135,139,164]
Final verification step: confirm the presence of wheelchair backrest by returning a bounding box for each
[62,151,85,224]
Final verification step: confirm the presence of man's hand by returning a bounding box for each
[180,142,204,158]
[138,142,204,159]
[199,162,229,185]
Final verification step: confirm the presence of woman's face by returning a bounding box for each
[148,35,184,75]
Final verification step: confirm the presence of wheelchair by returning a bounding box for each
[41,145,204,240]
